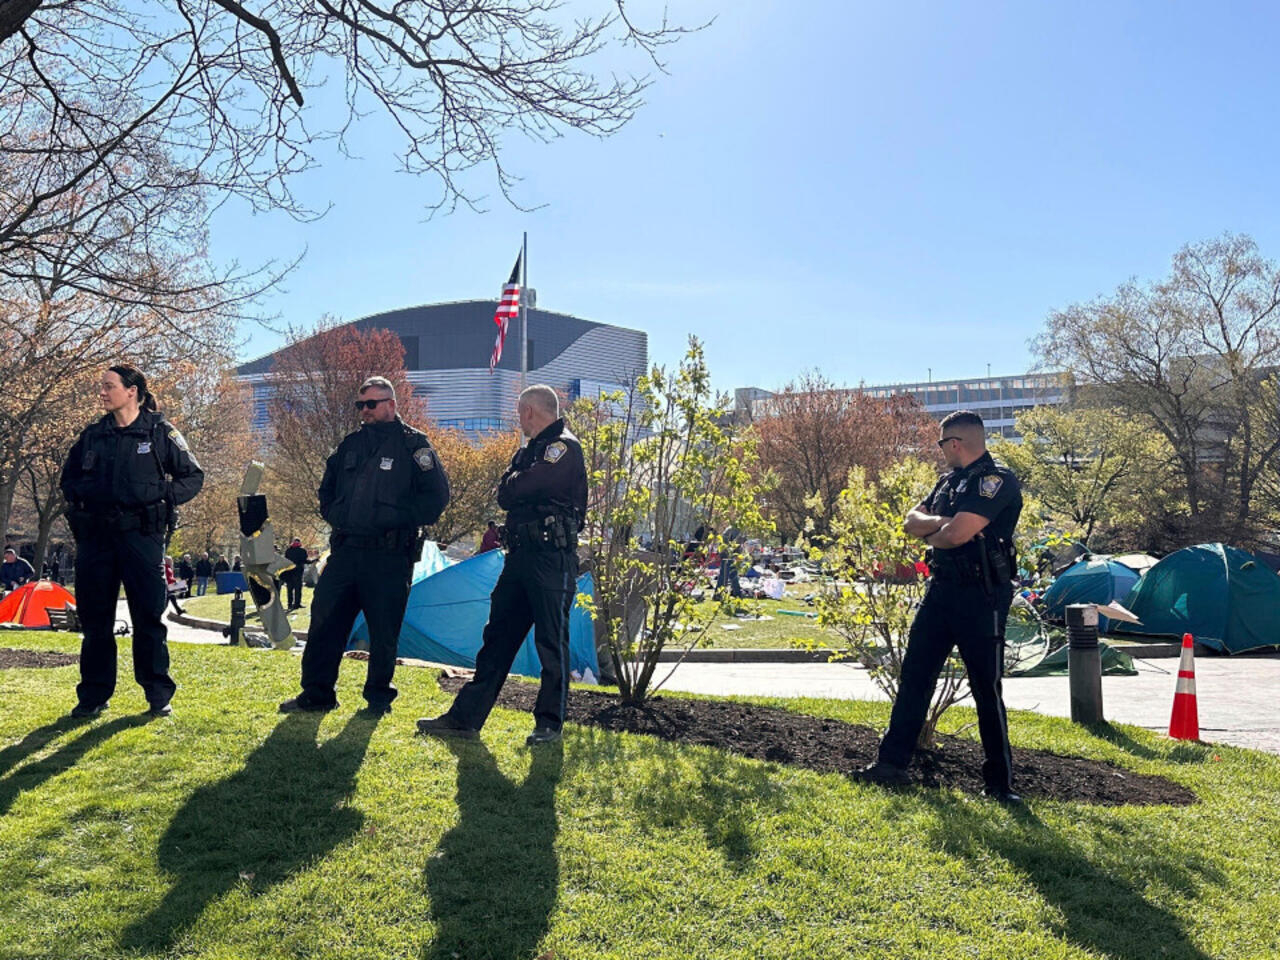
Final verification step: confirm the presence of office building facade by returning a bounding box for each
[739,373,1068,439]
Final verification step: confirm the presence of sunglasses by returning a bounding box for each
[354,397,392,411]
[936,436,962,448]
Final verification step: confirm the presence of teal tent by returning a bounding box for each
[1114,543,1280,654]
[347,544,599,677]
[1040,556,1141,631]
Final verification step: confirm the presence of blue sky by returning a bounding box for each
[216,1,1280,394]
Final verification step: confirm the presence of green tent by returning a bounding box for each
[1009,641,1138,677]
[1114,542,1280,654]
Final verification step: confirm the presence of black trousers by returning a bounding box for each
[447,548,576,732]
[878,578,1015,791]
[74,528,175,708]
[283,571,304,610]
[299,546,412,706]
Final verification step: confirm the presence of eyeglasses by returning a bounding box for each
[937,436,962,448]
[354,397,392,411]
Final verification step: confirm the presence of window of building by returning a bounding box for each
[401,335,420,370]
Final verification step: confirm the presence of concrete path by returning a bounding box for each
[655,654,1280,754]
[153,601,1280,755]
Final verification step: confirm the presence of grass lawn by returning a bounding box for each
[177,591,833,650]
[673,594,833,650]
[3,632,1277,959]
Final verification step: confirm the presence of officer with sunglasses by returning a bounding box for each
[280,376,449,715]
[859,410,1024,803]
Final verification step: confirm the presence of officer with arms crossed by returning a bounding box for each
[419,384,586,745]
[60,364,204,718]
[280,376,450,715]
[860,410,1024,803]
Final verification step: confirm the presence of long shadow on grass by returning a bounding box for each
[916,793,1220,960]
[119,711,378,953]
[423,740,562,960]
[0,715,86,779]
[0,715,149,815]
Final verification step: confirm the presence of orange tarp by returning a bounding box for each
[0,580,77,627]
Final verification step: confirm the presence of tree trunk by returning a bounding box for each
[0,474,19,547]
[31,508,60,575]
[0,0,42,45]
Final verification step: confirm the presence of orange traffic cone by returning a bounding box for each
[1168,633,1200,741]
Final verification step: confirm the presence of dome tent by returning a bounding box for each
[1114,543,1280,654]
[0,580,76,627]
[347,543,599,678]
[1040,556,1141,632]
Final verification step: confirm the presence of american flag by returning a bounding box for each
[489,252,522,373]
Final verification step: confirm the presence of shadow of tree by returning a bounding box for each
[1087,722,1214,765]
[914,792,1222,960]
[423,740,562,960]
[567,727,791,868]
[0,715,149,815]
[119,711,378,953]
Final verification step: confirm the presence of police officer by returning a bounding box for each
[280,376,450,715]
[860,410,1024,803]
[60,364,204,718]
[418,384,586,745]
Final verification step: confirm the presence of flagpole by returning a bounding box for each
[520,231,528,393]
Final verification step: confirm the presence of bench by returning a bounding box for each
[45,605,81,632]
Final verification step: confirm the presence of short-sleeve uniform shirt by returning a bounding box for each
[926,451,1023,560]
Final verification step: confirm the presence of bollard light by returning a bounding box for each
[1064,603,1104,724]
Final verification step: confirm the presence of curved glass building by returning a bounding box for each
[236,300,648,433]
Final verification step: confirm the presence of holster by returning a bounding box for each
[505,515,577,553]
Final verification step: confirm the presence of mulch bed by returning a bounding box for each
[0,648,79,670]
[440,677,1197,807]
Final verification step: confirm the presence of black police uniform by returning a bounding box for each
[283,543,309,609]
[295,416,449,709]
[443,417,587,734]
[877,450,1023,792]
[59,409,204,710]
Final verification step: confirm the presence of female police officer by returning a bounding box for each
[59,364,204,718]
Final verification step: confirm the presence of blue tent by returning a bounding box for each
[1041,556,1141,631]
[348,545,599,678]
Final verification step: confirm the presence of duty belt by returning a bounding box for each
[331,528,419,552]
[503,515,577,553]
[927,552,983,582]
[71,502,166,534]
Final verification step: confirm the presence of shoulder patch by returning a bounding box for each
[413,447,434,471]
[167,428,189,452]
[544,441,567,463]
[979,475,1003,499]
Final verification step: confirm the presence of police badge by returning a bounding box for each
[979,475,1003,499]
